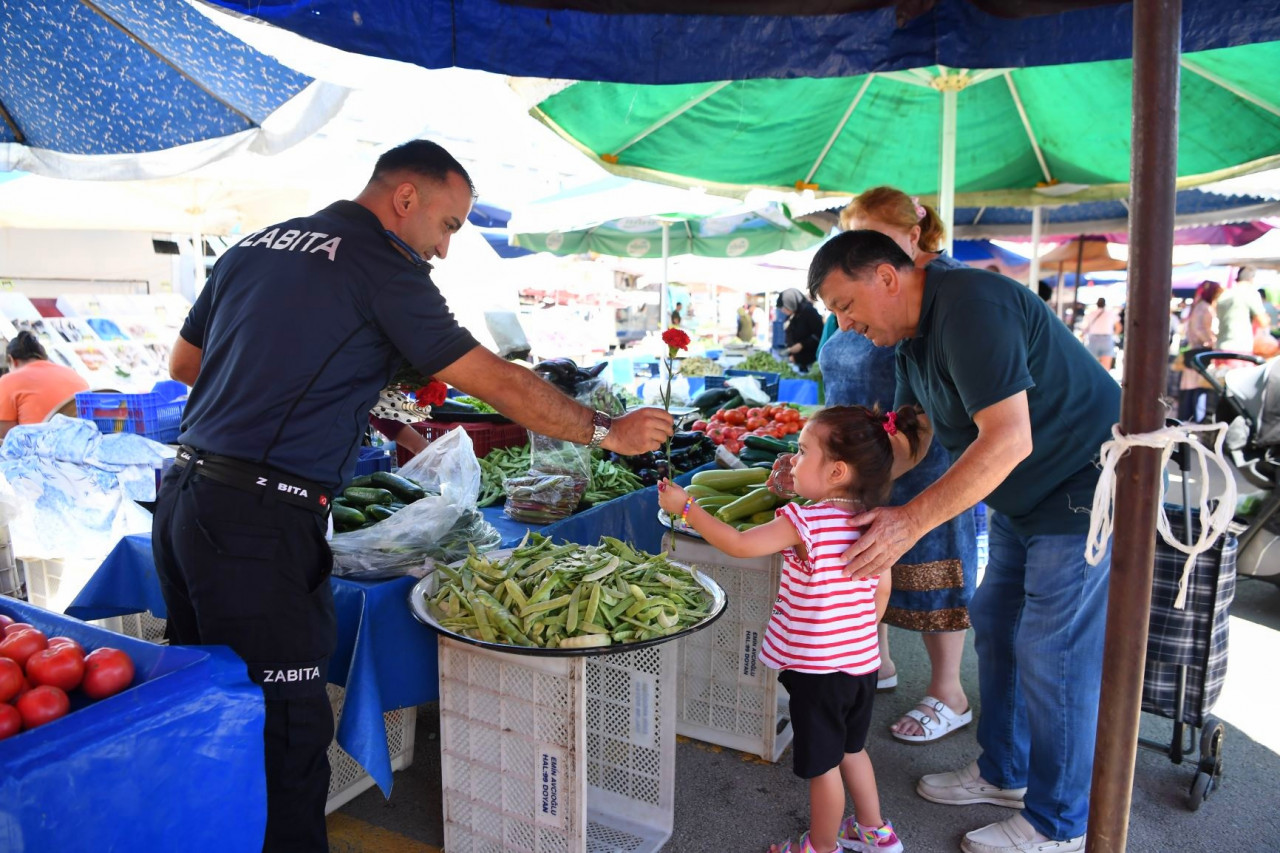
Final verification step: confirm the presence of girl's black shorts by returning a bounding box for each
[777,668,878,779]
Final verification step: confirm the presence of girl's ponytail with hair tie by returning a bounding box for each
[883,411,898,436]
[910,196,926,221]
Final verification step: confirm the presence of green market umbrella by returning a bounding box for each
[524,40,1280,227]
[508,178,824,259]
[508,177,824,322]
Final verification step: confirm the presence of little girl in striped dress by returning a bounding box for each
[660,404,923,853]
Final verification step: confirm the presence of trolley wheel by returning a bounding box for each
[1200,716,1226,781]
[1189,770,1213,811]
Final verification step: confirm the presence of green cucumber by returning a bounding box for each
[737,448,779,466]
[370,471,426,503]
[331,504,367,529]
[342,486,395,506]
[365,504,397,522]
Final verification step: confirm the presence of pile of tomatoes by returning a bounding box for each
[0,613,135,740]
[690,404,806,455]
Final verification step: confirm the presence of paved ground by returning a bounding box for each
[333,574,1280,852]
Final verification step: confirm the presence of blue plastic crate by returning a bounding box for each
[355,446,393,476]
[705,369,781,400]
[75,389,185,443]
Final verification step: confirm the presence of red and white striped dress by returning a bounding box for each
[758,501,882,676]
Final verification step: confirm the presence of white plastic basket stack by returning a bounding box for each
[438,636,676,853]
[17,556,168,643]
[324,683,418,814]
[670,535,793,762]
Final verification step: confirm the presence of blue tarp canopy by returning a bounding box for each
[1,0,346,179]
[954,190,1280,240]
[199,0,1280,85]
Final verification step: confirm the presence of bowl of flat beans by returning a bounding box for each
[409,533,726,657]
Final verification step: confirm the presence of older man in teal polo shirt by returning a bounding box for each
[806,230,1120,853]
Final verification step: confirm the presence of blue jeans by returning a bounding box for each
[971,512,1112,840]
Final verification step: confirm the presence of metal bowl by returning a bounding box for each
[408,548,727,657]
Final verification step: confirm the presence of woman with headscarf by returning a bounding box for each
[816,186,978,745]
[777,288,823,373]
[0,331,90,438]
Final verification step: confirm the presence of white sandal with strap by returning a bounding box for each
[891,695,972,744]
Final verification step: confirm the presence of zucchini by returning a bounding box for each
[349,474,377,488]
[744,435,797,454]
[749,510,778,524]
[715,487,781,524]
[342,486,395,506]
[331,504,367,529]
[370,471,426,503]
[690,467,770,491]
[684,484,728,499]
[693,495,738,510]
[365,504,397,522]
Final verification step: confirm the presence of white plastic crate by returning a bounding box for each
[438,636,676,853]
[670,535,793,762]
[0,525,20,598]
[325,683,418,814]
[18,556,168,643]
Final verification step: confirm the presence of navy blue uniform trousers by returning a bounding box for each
[153,463,337,852]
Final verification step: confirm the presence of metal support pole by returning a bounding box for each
[661,221,671,329]
[1087,1,1181,850]
[1029,207,1042,289]
[939,88,958,256]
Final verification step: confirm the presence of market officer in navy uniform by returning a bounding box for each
[154,139,673,852]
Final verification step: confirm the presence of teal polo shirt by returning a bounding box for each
[894,265,1121,535]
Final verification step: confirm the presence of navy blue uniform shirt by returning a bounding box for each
[178,200,478,490]
[894,265,1121,535]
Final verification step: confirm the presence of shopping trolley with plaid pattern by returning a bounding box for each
[1138,439,1237,811]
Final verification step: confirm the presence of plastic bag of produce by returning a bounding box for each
[504,433,590,523]
[330,427,496,579]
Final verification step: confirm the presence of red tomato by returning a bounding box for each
[691,419,708,432]
[706,428,725,445]
[46,637,84,656]
[0,702,20,739]
[3,622,35,638]
[723,409,746,426]
[16,685,69,729]
[784,422,800,435]
[745,417,765,430]
[709,410,725,423]
[0,615,14,632]
[0,629,47,668]
[746,408,763,419]
[26,645,85,692]
[0,657,24,703]
[82,648,135,700]
[724,439,743,455]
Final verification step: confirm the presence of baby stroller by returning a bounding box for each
[1138,434,1237,811]
[1186,350,1280,582]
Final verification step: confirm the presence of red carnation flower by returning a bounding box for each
[415,380,449,407]
[661,328,691,354]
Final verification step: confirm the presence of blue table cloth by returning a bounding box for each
[66,471,704,798]
[0,598,266,851]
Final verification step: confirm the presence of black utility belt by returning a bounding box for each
[175,446,332,516]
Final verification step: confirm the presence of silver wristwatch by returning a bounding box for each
[587,410,612,449]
